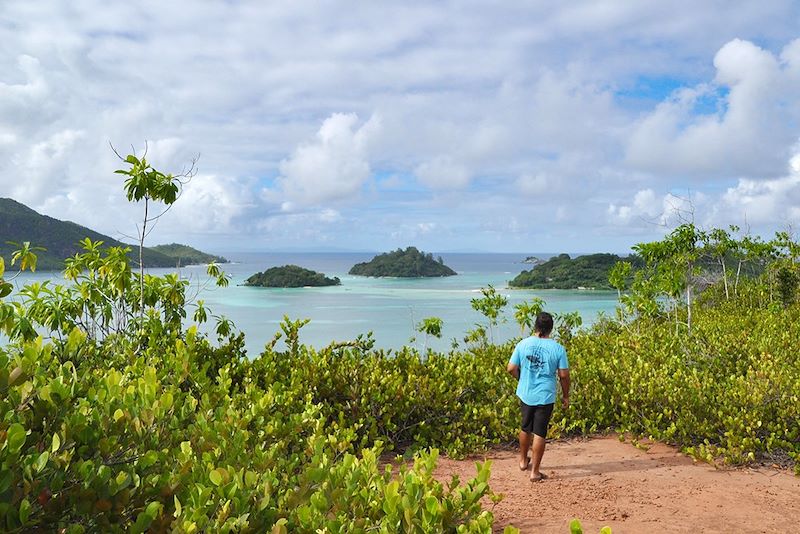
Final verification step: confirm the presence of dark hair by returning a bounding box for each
[534,312,554,336]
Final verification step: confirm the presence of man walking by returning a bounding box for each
[507,311,570,482]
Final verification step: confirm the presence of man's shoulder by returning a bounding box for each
[541,338,566,353]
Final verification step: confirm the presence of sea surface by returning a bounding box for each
[7,252,619,355]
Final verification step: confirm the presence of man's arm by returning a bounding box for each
[557,368,570,408]
[507,362,520,381]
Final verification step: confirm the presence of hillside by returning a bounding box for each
[509,252,641,289]
[244,265,340,287]
[0,198,219,271]
[349,247,457,277]
[151,243,228,266]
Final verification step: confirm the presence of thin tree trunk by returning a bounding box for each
[721,257,729,299]
[735,260,743,295]
[139,198,148,321]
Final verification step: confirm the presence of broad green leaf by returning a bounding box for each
[6,423,26,454]
[35,451,49,473]
[0,470,12,493]
[51,433,61,453]
[210,468,223,486]
[19,498,31,524]
[271,519,288,534]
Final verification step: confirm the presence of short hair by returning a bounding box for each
[534,312,554,336]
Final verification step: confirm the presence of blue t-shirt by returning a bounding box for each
[509,336,569,406]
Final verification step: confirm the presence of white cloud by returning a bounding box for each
[276,113,380,205]
[414,156,471,189]
[9,129,85,203]
[1,2,800,251]
[627,38,800,178]
[718,152,800,225]
[168,173,254,233]
[516,173,549,195]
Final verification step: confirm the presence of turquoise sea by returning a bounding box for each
[8,252,619,355]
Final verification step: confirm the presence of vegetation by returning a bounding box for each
[244,265,341,288]
[151,244,228,266]
[510,253,641,289]
[0,197,221,271]
[0,154,798,532]
[416,316,443,352]
[349,247,456,277]
[469,285,508,345]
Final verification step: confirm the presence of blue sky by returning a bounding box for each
[2,1,800,254]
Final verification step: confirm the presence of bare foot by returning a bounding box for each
[530,472,548,482]
[519,458,530,471]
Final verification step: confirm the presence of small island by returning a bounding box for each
[520,256,544,265]
[244,265,341,288]
[349,247,457,277]
[510,253,640,289]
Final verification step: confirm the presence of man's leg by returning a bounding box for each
[530,403,554,481]
[530,433,546,480]
[518,430,531,469]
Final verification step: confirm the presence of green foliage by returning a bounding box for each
[417,317,443,339]
[510,253,640,289]
[470,285,508,344]
[0,259,504,532]
[513,298,545,335]
[560,286,800,469]
[349,247,457,277]
[116,154,180,205]
[568,519,612,534]
[417,317,444,353]
[554,311,582,342]
[245,265,340,288]
[608,261,632,301]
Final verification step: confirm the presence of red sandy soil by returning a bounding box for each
[433,436,800,533]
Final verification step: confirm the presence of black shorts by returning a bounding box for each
[520,401,554,438]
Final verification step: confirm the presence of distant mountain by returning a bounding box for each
[349,247,457,277]
[0,198,223,271]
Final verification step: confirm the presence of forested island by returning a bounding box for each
[349,246,457,277]
[0,197,223,270]
[245,265,341,287]
[510,253,642,289]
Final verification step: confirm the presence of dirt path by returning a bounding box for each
[434,436,800,533]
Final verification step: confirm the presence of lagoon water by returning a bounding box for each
[10,252,619,355]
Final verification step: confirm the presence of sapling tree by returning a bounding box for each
[704,226,739,300]
[113,148,196,320]
[608,261,632,302]
[555,311,582,342]
[513,297,545,336]
[633,223,704,334]
[416,316,443,353]
[470,285,508,344]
